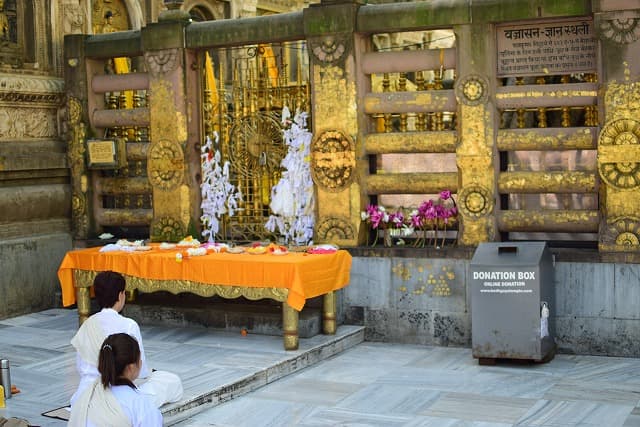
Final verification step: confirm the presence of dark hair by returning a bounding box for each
[105,10,113,19]
[94,271,126,309]
[98,333,140,389]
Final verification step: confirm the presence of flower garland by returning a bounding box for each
[265,107,315,245]
[200,131,242,243]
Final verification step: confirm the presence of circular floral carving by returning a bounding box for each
[455,74,489,106]
[309,34,349,64]
[147,140,184,190]
[458,185,493,218]
[151,216,185,242]
[228,114,286,178]
[311,130,356,192]
[600,18,640,44]
[598,118,640,190]
[316,217,355,241]
[602,216,640,249]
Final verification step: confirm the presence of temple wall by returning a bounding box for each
[345,253,640,357]
[0,73,71,318]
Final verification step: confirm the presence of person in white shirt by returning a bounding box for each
[70,271,183,408]
[69,333,162,427]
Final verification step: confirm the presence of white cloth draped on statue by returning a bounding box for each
[70,308,183,408]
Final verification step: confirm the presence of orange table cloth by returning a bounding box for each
[58,245,352,311]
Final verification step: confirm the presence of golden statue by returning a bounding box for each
[101,10,118,33]
[0,0,9,41]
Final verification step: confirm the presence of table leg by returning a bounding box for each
[76,287,91,326]
[323,291,336,335]
[282,303,299,350]
[125,289,138,303]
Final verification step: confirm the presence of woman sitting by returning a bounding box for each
[68,333,162,426]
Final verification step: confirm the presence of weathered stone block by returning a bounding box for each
[0,233,71,320]
[554,262,614,317]
[613,264,640,320]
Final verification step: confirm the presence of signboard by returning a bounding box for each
[473,270,536,295]
[87,139,124,169]
[497,18,596,77]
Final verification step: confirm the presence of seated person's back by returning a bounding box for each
[69,333,162,426]
[70,271,183,407]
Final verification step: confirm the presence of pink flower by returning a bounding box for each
[440,190,451,200]
[389,211,405,228]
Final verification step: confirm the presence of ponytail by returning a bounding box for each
[98,333,141,389]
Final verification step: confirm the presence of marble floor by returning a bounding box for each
[0,308,363,426]
[174,343,640,427]
[2,309,640,426]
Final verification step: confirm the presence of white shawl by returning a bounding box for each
[68,379,132,427]
[70,315,105,367]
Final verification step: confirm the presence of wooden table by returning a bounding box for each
[58,245,352,350]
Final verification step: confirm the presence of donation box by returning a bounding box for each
[470,242,555,363]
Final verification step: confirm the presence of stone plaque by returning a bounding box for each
[87,139,118,168]
[497,18,596,77]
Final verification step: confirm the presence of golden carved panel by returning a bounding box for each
[312,64,358,246]
[457,101,496,244]
[312,65,357,134]
[311,130,356,192]
[499,171,596,193]
[458,106,492,157]
[73,269,288,302]
[604,76,640,120]
[147,139,184,190]
[497,128,596,151]
[598,118,640,190]
[364,131,456,154]
[496,89,597,100]
[149,80,187,144]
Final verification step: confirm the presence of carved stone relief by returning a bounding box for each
[599,11,640,44]
[455,74,489,106]
[144,48,181,76]
[0,107,58,139]
[316,216,355,242]
[308,34,350,65]
[63,3,86,34]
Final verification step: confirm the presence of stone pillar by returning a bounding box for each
[304,0,362,246]
[453,23,498,245]
[595,4,640,251]
[142,9,200,242]
[64,34,93,241]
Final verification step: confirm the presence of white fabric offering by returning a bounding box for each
[70,308,183,408]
